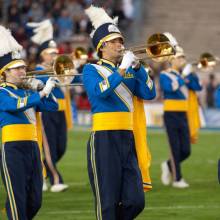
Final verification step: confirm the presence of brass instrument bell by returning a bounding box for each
[146,33,176,62]
[74,47,88,60]
[198,52,216,69]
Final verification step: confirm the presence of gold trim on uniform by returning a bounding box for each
[0,82,18,89]
[92,112,133,131]
[99,59,116,67]
[164,100,188,112]
[2,145,19,220]
[2,124,38,143]
[90,132,102,220]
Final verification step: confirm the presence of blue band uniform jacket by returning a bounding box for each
[0,82,58,143]
[83,59,156,191]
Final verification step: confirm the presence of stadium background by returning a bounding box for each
[0,0,220,219]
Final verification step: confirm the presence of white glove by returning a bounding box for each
[27,78,44,91]
[42,77,57,97]
[119,51,137,70]
[182,64,193,77]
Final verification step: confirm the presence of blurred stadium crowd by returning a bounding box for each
[0,0,137,124]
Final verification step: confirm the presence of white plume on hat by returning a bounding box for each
[0,25,22,57]
[27,19,53,45]
[85,5,118,37]
[163,32,178,47]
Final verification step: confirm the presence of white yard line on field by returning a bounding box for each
[40,204,220,215]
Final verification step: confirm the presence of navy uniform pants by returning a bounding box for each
[164,112,191,181]
[87,130,145,220]
[42,111,67,184]
[0,141,42,220]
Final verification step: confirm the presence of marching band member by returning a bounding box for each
[83,5,156,219]
[0,25,58,220]
[27,19,72,192]
[160,34,202,188]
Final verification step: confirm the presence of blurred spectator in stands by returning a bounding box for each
[8,1,21,25]
[206,73,217,108]
[58,41,73,54]
[56,9,74,41]
[51,1,64,20]
[122,0,134,21]
[20,0,32,23]
[27,2,44,22]
[76,91,90,111]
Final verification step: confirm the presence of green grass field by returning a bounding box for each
[0,129,220,220]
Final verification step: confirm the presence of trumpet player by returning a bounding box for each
[83,5,156,220]
[0,25,58,220]
[160,34,202,188]
[27,19,72,193]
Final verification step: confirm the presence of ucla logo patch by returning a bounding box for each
[108,24,120,33]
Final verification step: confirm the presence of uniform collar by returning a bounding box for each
[98,59,117,68]
[170,69,180,75]
[0,82,18,89]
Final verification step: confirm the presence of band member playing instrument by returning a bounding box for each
[160,33,202,188]
[83,5,156,219]
[27,19,73,192]
[0,25,58,219]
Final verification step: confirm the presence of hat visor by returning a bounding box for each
[97,33,124,51]
[0,60,26,75]
[8,60,26,69]
[105,33,124,42]
[41,48,59,55]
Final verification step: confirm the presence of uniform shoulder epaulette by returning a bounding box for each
[97,60,102,65]
[0,83,7,88]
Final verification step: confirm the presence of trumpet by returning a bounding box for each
[124,33,176,62]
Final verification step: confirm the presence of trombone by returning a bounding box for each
[126,33,176,62]
[194,52,219,69]
[24,33,175,81]
[23,54,83,86]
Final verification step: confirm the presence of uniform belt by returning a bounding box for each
[57,99,66,111]
[92,112,133,131]
[164,99,188,112]
[2,124,38,143]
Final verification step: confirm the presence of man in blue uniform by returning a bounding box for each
[83,5,156,220]
[0,25,58,220]
[160,43,202,188]
[27,19,72,192]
